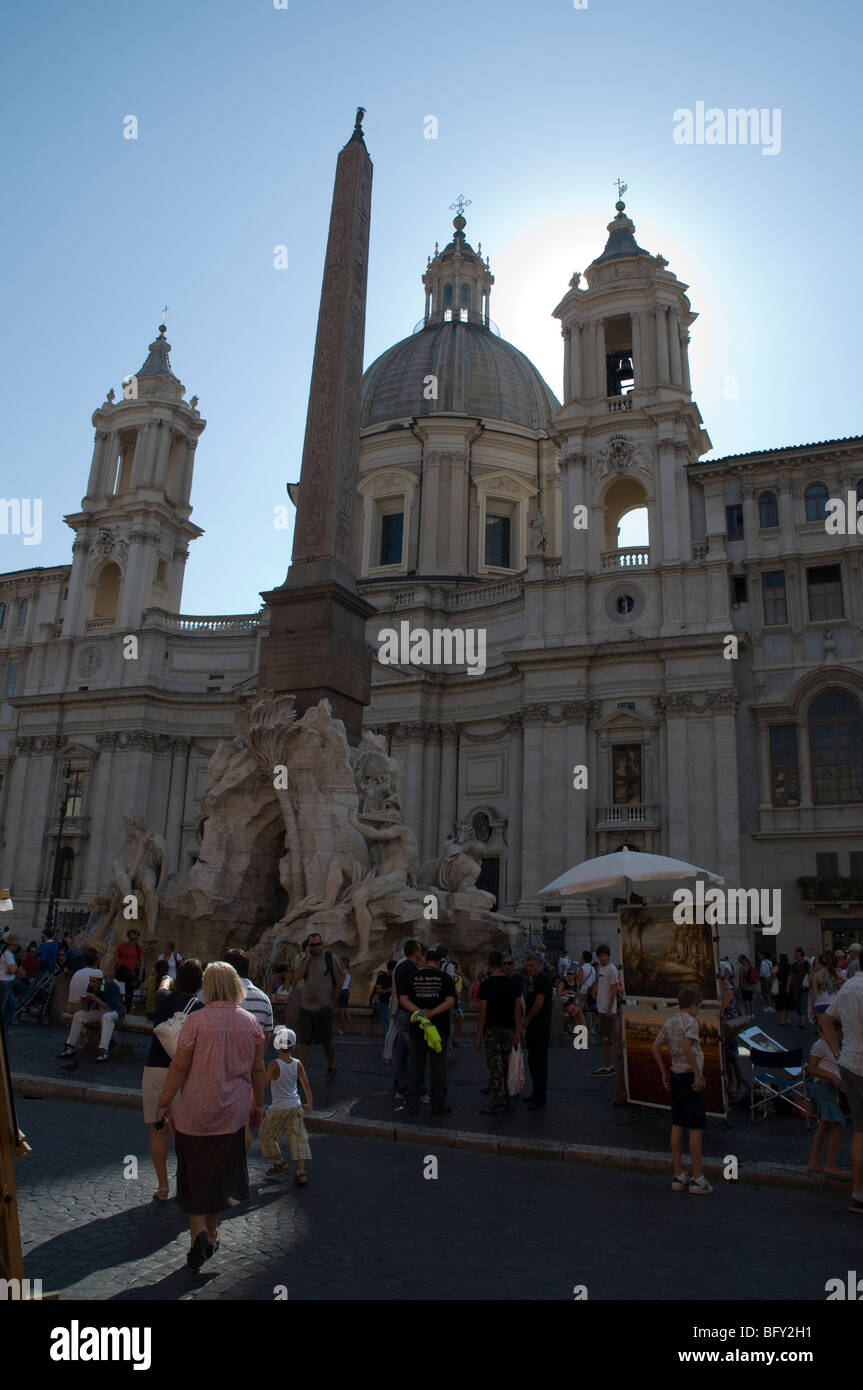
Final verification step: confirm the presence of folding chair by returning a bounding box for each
[749,1047,810,1125]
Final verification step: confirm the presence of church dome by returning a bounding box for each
[361,320,561,430]
[361,208,561,431]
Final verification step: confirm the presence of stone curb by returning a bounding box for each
[11,1073,844,1195]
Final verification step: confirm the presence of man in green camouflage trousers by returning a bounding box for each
[475,950,523,1114]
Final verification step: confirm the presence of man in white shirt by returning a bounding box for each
[68,957,102,1005]
[823,972,863,1214]
[159,941,183,982]
[591,945,619,1076]
[0,935,19,1029]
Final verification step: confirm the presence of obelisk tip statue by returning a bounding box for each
[259,111,375,737]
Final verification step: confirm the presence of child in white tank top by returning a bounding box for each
[259,1027,313,1185]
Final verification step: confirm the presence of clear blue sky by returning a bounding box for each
[4,0,861,614]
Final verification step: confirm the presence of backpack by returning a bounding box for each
[748,967,758,984]
[299,951,336,987]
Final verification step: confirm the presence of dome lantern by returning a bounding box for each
[421,197,494,328]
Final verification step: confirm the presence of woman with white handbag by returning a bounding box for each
[142,957,204,1202]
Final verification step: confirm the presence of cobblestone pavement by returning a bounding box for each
[8,1001,849,1174]
[13,1098,862,1302]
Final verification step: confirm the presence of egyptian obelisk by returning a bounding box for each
[259,109,375,736]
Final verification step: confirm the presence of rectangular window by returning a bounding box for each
[485,513,511,568]
[850,852,863,878]
[759,493,779,528]
[379,511,404,566]
[65,770,84,820]
[612,743,642,804]
[816,852,839,879]
[15,600,27,627]
[726,504,744,540]
[762,571,787,626]
[769,725,799,806]
[732,575,748,606]
[4,662,20,698]
[807,565,843,621]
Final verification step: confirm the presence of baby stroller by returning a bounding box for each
[14,969,56,1025]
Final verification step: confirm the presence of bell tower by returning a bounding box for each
[62,325,205,637]
[552,195,711,582]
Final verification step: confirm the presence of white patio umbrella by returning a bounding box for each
[539,847,724,901]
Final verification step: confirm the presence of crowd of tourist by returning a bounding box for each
[3,919,862,1272]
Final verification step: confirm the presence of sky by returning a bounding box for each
[3,0,861,614]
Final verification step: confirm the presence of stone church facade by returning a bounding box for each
[2,200,861,958]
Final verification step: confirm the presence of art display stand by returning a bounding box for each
[618,903,728,1118]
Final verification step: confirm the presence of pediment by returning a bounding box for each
[594,709,656,732]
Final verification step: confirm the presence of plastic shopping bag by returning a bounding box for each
[507,1045,526,1096]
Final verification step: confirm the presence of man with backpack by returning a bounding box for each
[293,932,344,1082]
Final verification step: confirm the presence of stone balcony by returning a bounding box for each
[143,607,265,633]
[596,803,657,828]
[600,547,650,571]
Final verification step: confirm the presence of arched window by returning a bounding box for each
[0,603,5,631]
[809,690,863,805]
[443,283,453,310]
[93,563,121,621]
[758,490,778,528]
[57,847,75,900]
[804,481,829,522]
[603,476,648,555]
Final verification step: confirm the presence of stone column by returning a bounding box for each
[439,724,459,841]
[418,451,442,571]
[504,714,523,908]
[571,325,583,401]
[796,718,813,806]
[660,697,691,860]
[565,702,591,871]
[1,739,33,888]
[631,314,646,389]
[421,724,441,860]
[152,422,172,489]
[165,737,192,872]
[519,705,547,907]
[16,747,61,893]
[668,311,682,385]
[680,331,692,392]
[83,733,119,892]
[595,319,607,398]
[393,724,425,837]
[61,538,92,638]
[131,422,157,489]
[655,309,670,383]
[710,695,740,882]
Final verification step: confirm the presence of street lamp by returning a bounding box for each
[44,762,73,937]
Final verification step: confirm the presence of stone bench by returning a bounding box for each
[60,1010,153,1035]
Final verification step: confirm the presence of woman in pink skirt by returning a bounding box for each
[156,960,266,1271]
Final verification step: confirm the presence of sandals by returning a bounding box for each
[266,1162,288,1175]
[294,1173,308,1186]
[153,1188,171,1202]
[187,1230,209,1272]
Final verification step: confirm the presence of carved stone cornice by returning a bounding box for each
[129,529,161,546]
[522,702,549,725]
[652,693,693,716]
[561,699,599,721]
[14,737,34,755]
[422,721,442,742]
[503,712,523,733]
[653,690,739,717]
[704,689,741,713]
[440,722,459,743]
[96,731,121,748]
[28,735,65,755]
[390,722,424,744]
